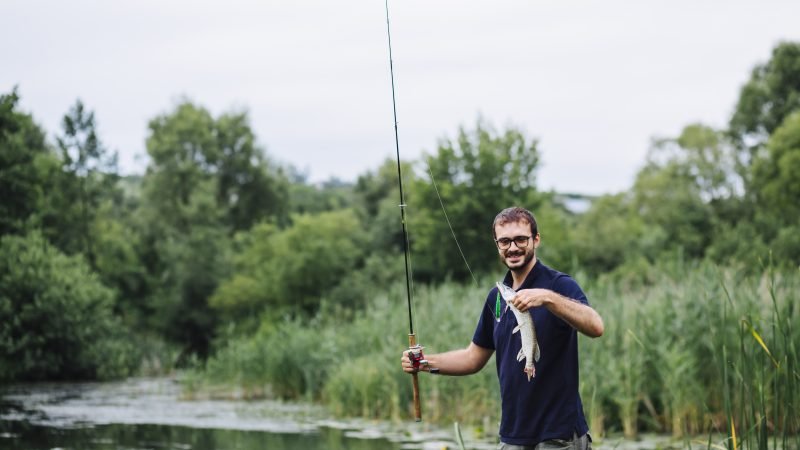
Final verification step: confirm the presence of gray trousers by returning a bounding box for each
[498,432,591,450]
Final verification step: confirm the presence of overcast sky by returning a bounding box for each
[3,0,800,195]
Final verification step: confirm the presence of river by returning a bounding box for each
[1,377,725,449]
[0,377,478,450]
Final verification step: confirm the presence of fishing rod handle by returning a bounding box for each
[409,334,422,422]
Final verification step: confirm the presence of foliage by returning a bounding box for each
[632,162,711,259]
[92,202,151,323]
[0,232,139,381]
[210,209,367,329]
[353,159,412,255]
[0,88,58,237]
[287,167,356,214]
[138,100,292,359]
[528,197,578,274]
[730,41,800,146]
[52,99,118,265]
[751,112,800,225]
[144,100,289,233]
[409,119,543,282]
[570,193,645,276]
[151,218,231,361]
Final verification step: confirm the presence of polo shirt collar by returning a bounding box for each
[502,258,543,290]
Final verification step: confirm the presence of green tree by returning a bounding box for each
[215,112,289,231]
[355,159,404,218]
[155,225,230,361]
[288,167,356,214]
[0,88,59,237]
[0,90,151,369]
[620,125,747,262]
[631,160,711,260]
[142,176,230,360]
[353,159,414,255]
[729,41,800,203]
[571,193,646,276]
[409,119,542,281]
[0,232,138,381]
[210,209,367,330]
[523,198,571,271]
[92,201,151,324]
[751,112,800,221]
[671,124,740,202]
[730,42,800,147]
[140,100,289,358]
[53,100,118,265]
[144,101,288,234]
[749,112,800,263]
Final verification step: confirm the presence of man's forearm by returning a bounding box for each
[545,293,604,338]
[421,343,493,375]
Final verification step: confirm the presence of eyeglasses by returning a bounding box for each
[495,235,532,250]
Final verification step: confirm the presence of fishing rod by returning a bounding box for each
[383,0,422,422]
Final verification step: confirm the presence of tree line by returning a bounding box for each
[1,41,799,382]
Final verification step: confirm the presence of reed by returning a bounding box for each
[187,259,799,446]
[583,260,799,447]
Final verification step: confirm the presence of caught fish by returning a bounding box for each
[496,282,541,380]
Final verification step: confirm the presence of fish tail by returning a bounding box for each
[525,366,535,381]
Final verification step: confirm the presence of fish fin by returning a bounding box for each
[534,343,541,362]
[512,325,521,334]
[516,348,525,362]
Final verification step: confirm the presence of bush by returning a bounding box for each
[0,232,139,381]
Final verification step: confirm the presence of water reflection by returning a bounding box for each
[0,421,400,450]
[0,378,412,450]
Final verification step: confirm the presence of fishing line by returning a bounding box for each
[381,0,477,289]
[425,165,479,286]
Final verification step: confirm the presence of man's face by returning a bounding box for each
[494,220,538,271]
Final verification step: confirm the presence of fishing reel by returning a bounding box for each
[408,344,426,370]
[408,344,438,374]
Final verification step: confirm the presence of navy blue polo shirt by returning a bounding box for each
[472,260,590,446]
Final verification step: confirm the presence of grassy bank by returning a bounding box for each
[184,260,799,447]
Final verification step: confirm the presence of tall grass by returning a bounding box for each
[187,260,798,446]
[581,260,799,448]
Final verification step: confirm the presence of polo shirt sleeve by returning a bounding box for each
[471,290,497,350]
[552,274,589,305]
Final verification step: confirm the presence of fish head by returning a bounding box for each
[495,282,517,302]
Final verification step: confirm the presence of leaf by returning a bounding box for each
[742,319,780,368]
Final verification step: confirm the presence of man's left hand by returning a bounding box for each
[511,288,553,312]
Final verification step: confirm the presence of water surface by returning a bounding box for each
[0,377,714,449]
[0,378,458,450]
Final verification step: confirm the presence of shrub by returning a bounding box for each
[0,232,139,380]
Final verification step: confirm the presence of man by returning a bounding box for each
[401,206,604,450]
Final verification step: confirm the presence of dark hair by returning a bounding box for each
[492,207,538,239]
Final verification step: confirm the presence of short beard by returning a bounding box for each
[501,248,535,271]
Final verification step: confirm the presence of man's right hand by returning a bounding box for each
[401,349,420,373]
